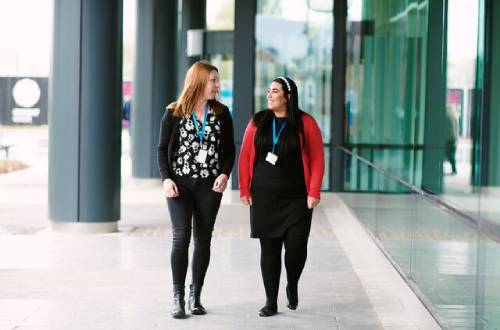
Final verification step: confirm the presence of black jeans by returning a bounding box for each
[167,176,222,288]
[259,218,311,303]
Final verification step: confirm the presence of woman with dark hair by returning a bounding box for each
[157,60,235,318]
[238,77,324,316]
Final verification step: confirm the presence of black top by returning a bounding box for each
[171,108,222,178]
[252,116,306,198]
[157,104,235,182]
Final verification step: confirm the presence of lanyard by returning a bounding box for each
[192,104,209,143]
[272,117,286,152]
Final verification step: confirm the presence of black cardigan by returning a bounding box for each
[157,106,235,182]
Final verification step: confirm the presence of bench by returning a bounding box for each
[0,145,13,161]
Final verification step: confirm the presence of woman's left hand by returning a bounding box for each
[307,196,320,209]
[212,174,229,193]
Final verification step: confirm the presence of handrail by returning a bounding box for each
[344,143,424,150]
[340,146,500,239]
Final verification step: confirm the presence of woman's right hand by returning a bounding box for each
[163,178,179,198]
[240,195,252,206]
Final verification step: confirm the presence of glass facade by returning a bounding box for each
[341,0,500,328]
[344,0,429,190]
[255,0,333,189]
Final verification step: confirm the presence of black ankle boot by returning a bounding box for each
[188,284,207,315]
[286,284,298,310]
[258,299,278,317]
[171,285,186,319]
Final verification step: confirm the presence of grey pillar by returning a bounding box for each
[49,0,123,233]
[177,0,206,94]
[231,0,256,188]
[331,0,347,192]
[131,0,178,178]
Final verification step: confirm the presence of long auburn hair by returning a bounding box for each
[253,77,304,156]
[167,61,224,117]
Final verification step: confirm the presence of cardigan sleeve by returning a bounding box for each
[304,115,325,199]
[238,120,255,197]
[220,107,236,176]
[157,109,174,182]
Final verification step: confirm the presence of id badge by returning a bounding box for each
[196,149,208,164]
[265,152,278,165]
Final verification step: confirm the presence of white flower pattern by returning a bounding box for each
[171,108,222,178]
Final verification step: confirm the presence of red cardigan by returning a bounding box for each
[238,112,325,199]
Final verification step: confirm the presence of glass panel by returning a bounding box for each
[342,150,482,328]
[477,0,500,328]
[255,0,333,143]
[344,0,428,187]
[478,234,500,328]
[206,0,235,30]
[374,168,415,275]
[440,0,481,218]
[411,198,478,328]
[341,153,378,231]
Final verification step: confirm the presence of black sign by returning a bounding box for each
[0,77,49,125]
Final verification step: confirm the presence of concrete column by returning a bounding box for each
[49,0,123,233]
[131,0,178,178]
[231,0,256,188]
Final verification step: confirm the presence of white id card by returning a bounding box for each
[265,152,278,165]
[195,149,208,163]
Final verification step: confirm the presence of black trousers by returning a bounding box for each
[259,217,311,303]
[166,176,222,288]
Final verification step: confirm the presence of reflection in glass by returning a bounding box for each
[442,0,479,214]
[255,0,332,189]
[344,0,429,190]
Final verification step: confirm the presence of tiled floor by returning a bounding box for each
[0,128,440,329]
[0,171,439,329]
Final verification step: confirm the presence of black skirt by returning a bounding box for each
[250,193,312,238]
[249,154,311,238]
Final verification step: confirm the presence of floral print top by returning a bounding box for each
[171,108,222,178]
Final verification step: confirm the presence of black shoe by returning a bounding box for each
[171,285,186,319]
[258,303,278,317]
[188,284,207,315]
[286,285,298,310]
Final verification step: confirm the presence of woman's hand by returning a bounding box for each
[307,196,320,209]
[212,174,229,193]
[163,178,179,198]
[240,195,253,206]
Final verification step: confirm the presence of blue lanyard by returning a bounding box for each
[272,117,286,152]
[192,104,209,143]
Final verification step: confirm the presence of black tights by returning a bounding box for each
[259,226,309,304]
[167,177,222,288]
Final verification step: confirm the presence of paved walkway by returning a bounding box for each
[0,129,440,329]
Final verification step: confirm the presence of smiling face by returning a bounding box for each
[267,81,288,113]
[203,70,220,100]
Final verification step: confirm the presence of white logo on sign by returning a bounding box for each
[12,78,41,108]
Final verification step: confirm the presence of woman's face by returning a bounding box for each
[203,70,220,100]
[267,81,287,111]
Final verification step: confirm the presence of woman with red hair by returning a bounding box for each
[158,61,235,318]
